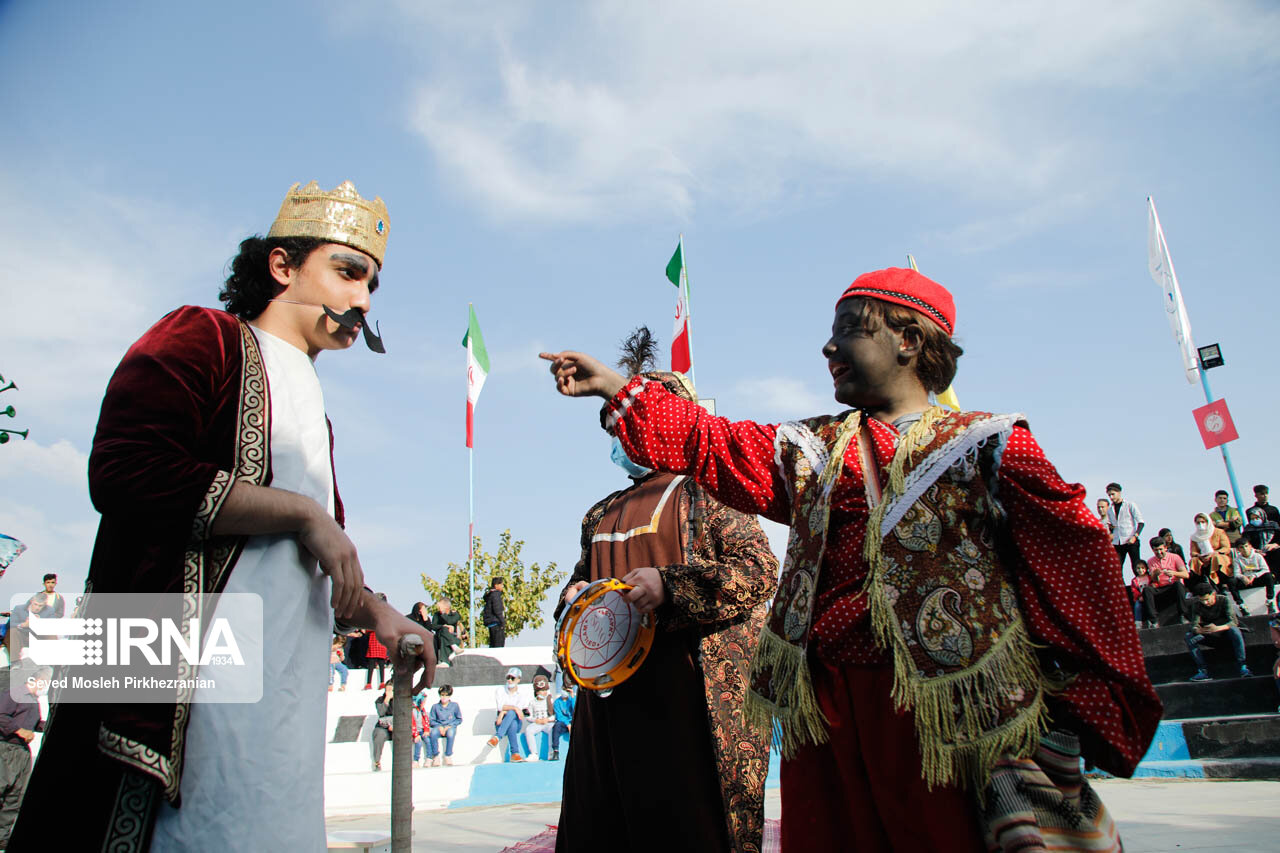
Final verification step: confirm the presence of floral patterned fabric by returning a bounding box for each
[555,476,778,853]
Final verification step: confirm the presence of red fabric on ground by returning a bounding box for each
[780,662,985,853]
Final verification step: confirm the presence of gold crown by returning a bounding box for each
[267,180,390,266]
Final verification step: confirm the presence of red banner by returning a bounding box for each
[1192,398,1238,449]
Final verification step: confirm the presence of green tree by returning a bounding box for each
[420,530,565,646]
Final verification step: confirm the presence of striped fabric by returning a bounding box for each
[981,730,1121,852]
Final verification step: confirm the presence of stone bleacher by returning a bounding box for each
[323,646,571,815]
[1128,586,1280,779]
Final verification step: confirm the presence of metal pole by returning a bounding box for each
[391,633,424,853]
[469,447,476,648]
[1198,368,1247,512]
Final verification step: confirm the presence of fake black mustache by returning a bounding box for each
[323,306,386,354]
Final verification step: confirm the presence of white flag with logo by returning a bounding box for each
[1147,197,1197,384]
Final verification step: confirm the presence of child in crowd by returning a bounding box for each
[329,636,348,692]
[542,266,1159,852]
[1130,561,1152,625]
[426,685,463,766]
[524,675,555,761]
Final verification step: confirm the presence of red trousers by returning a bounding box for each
[780,661,985,853]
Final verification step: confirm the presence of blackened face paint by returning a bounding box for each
[323,305,386,353]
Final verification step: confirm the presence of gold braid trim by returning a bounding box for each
[861,407,1050,792]
[745,627,828,758]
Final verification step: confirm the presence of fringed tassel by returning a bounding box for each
[745,628,829,758]
[860,407,1050,793]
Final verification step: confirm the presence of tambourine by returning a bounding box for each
[555,578,655,696]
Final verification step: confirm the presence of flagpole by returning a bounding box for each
[1149,198,1247,512]
[680,234,696,389]
[467,305,476,649]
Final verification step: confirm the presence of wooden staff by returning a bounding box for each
[392,633,424,852]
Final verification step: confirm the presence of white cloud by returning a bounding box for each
[396,1,1280,223]
[729,376,828,420]
[1,439,88,487]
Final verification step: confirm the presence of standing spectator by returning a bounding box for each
[429,596,465,666]
[364,627,390,690]
[33,575,65,619]
[1158,528,1187,562]
[524,675,555,761]
[1146,537,1191,627]
[1130,562,1151,625]
[1190,513,1234,597]
[1185,583,1252,681]
[1252,485,1280,525]
[1229,539,1277,616]
[370,682,395,771]
[482,578,506,648]
[1095,499,1112,531]
[1106,483,1145,576]
[487,667,528,760]
[329,636,349,692]
[1210,490,1244,546]
[0,665,49,848]
[426,685,463,766]
[551,683,575,761]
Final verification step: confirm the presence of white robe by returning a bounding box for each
[152,325,335,851]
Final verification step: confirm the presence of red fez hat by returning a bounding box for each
[837,268,956,336]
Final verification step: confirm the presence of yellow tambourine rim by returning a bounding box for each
[555,578,656,693]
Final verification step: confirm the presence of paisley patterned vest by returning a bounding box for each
[747,407,1053,792]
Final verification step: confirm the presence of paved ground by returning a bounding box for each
[327,778,1280,851]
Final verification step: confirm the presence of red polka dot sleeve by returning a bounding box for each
[606,377,792,525]
[999,426,1162,777]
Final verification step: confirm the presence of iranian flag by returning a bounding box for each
[666,238,692,374]
[462,305,489,448]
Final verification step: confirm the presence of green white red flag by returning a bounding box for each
[666,238,692,374]
[462,305,489,448]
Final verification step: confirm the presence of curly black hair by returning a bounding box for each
[219,235,326,320]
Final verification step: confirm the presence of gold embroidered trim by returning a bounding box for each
[161,319,271,803]
[98,725,172,785]
[862,407,1050,792]
[191,469,234,541]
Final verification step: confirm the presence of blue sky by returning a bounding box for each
[2,1,1278,645]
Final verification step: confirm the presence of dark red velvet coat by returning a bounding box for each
[27,306,344,810]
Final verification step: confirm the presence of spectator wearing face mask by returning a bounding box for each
[1244,507,1280,574]
[1189,513,1233,599]
[1251,485,1280,525]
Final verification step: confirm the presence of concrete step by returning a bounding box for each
[1156,675,1278,719]
[1144,642,1276,685]
[1181,714,1280,760]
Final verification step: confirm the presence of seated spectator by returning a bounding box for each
[487,667,529,761]
[524,675,555,761]
[1189,513,1233,596]
[371,682,395,771]
[430,596,465,667]
[552,682,576,761]
[1210,490,1245,546]
[329,636,349,692]
[1229,538,1277,616]
[1185,583,1252,682]
[1158,528,1186,562]
[1252,484,1280,525]
[412,692,429,767]
[1145,537,1191,627]
[426,685,462,767]
[408,601,432,631]
[1244,507,1280,573]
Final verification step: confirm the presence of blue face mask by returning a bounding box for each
[610,436,652,479]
